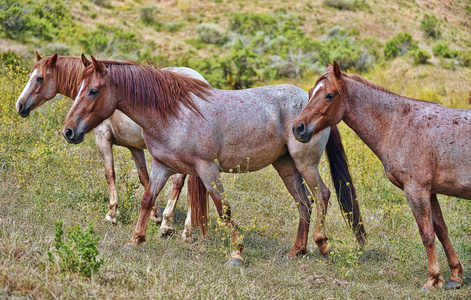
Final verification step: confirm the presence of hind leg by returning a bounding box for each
[160,174,187,236]
[196,162,244,265]
[272,156,312,258]
[299,165,331,256]
[430,193,464,289]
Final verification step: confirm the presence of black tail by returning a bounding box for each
[326,125,367,247]
[188,175,208,236]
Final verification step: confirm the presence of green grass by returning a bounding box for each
[2,63,471,298]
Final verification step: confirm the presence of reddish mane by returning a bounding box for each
[81,61,213,125]
[33,56,84,98]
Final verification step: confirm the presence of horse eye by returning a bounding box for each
[325,93,334,100]
[88,88,98,97]
[36,76,43,83]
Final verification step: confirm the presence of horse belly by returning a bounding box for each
[108,110,147,149]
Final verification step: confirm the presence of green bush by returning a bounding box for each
[41,43,71,56]
[48,220,104,277]
[0,50,22,67]
[91,0,112,9]
[322,0,366,10]
[420,14,441,39]
[195,23,227,44]
[412,49,431,65]
[432,42,451,58]
[384,32,418,60]
[458,50,471,67]
[139,5,158,25]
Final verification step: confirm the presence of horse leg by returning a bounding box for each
[197,163,244,265]
[182,204,192,243]
[430,193,464,289]
[272,156,312,258]
[94,131,118,223]
[404,184,444,291]
[160,174,187,237]
[128,147,162,223]
[126,160,173,247]
[295,164,331,256]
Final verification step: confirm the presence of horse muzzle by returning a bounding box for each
[292,122,314,143]
[16,101,31,118]
[62,127,85,144]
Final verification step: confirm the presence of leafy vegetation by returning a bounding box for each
[420,13,442,39]
[383,32,418,60]
[48,220,104,277]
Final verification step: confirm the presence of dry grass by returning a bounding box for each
[1,0,471,298]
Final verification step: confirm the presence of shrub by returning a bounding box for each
[91,0,112,9]
[457,50,471,67]
[165,22,184,33]
[432,42,451,58]
[420,14,441,39]
[412,49,431,65]
[196,23,227,44]
[48,220,104,277]
[384,32,418,60]
[139,5,158,25]
[41,43,71,56]
[322,0,365,10]
[0,50,22,67]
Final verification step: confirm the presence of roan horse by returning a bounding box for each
[61,56,366,265]
[293,61,468,291]
[15,53,207,240]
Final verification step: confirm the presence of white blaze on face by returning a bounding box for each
[308,82,324,103]
[17,69,37,105]
[65,80,86,120]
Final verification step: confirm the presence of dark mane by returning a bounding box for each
[81,61,213,125]
[33,56,84,98]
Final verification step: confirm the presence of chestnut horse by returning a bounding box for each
[61,56,365,265]
[293,61,468,291]
[15,53,207,239]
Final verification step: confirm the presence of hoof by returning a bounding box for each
[418,286,432,292]
[283,254,296,261]
[445,280,462,290]
[224,258,243,267]
[321,248,334,258]
[122,244,137,251]
[160,227,176,238]
[105,215,117,224]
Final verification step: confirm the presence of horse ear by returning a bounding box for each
[91,55,107,75]
[333,61,342,79]
[49,53,58,67]
[81,53,91,67]
[35,51,42,62]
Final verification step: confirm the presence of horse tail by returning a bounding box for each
[188,175,208,236]
[325,125,367,247]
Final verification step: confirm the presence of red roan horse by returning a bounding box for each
[62,56,365,266]
[293,61,468,291]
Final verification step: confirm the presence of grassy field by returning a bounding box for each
[1,0,471,298]
[1,60,471,298]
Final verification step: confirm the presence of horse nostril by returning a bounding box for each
[296,122,306,135]
[65,128,75,140]
[18,102,23,113]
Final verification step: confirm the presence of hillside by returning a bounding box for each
[1,0,471,92]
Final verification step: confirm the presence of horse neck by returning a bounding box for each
[342,78,411,159]
[115,93,166,136]
[55,58,83,99]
